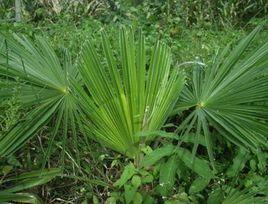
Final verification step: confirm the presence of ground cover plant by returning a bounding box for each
[0,1,268,203]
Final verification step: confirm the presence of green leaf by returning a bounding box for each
[142,174,154,184]
[226,148,250,178]
[165,192,190,204]
[207,188,224,204]
[114,163,136,188]
[175,147,213,178]
[124,184,137,204]
[189,177,211,194]
[141,145,175,167]
[133,192,143,204]
[131,175,141,188]
[143,195,155,204]
[181,133,206,146]
[159,155,179,196]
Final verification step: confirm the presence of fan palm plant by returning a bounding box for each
[0,26,267,165]
[174,26,268,169]
[0,28,185,159]
[0,33,79,160]
[74,29,185,157]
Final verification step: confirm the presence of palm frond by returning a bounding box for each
[174,26,268,168]
[222,187,267,204]
[75,28,185,157]
[0,33,79,160]
[0,168,60,203]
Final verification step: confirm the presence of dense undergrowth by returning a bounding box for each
[0,1,268,203]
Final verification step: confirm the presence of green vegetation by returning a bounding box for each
[0,1,268,203]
